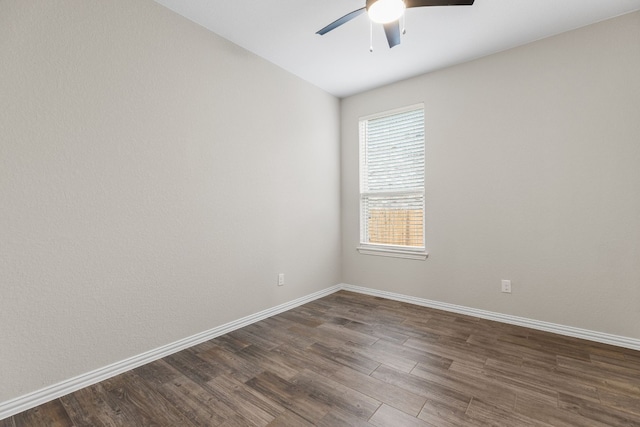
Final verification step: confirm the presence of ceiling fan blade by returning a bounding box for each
[405,0,474,8]
[383,20,401,48]
[316,8,366,35]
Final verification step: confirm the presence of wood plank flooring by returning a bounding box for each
[3,290,640,426]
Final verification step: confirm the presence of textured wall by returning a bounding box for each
[341,12,640,339]
[0,0,340,402]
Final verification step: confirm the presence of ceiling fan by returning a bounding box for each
[316,0,475,49]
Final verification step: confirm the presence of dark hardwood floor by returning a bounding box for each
[3,290,640,426]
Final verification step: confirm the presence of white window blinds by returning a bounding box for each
[359,105,425,250]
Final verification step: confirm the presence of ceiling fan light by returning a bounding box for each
[367,0,406,24]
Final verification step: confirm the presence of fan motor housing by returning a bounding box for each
[365,0,380,11]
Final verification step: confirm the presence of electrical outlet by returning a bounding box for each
[278,273,285,286]
[501,279,512,293]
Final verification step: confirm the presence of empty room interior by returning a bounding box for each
[2,0,640,426]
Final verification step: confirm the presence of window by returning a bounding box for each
[358,104,427,260]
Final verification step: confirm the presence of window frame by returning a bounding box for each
[357,103,428,261]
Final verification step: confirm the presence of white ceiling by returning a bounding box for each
[153,0,640,98]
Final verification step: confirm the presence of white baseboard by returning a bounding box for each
[341,283,640,352]
[3,282,640,421]
[0,285,342,421]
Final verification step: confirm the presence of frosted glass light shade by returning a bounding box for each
[368,0,406,24]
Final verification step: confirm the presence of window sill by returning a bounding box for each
[357,246,428,261]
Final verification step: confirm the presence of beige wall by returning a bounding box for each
[0,1,340,402]
[341,12,640,339]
